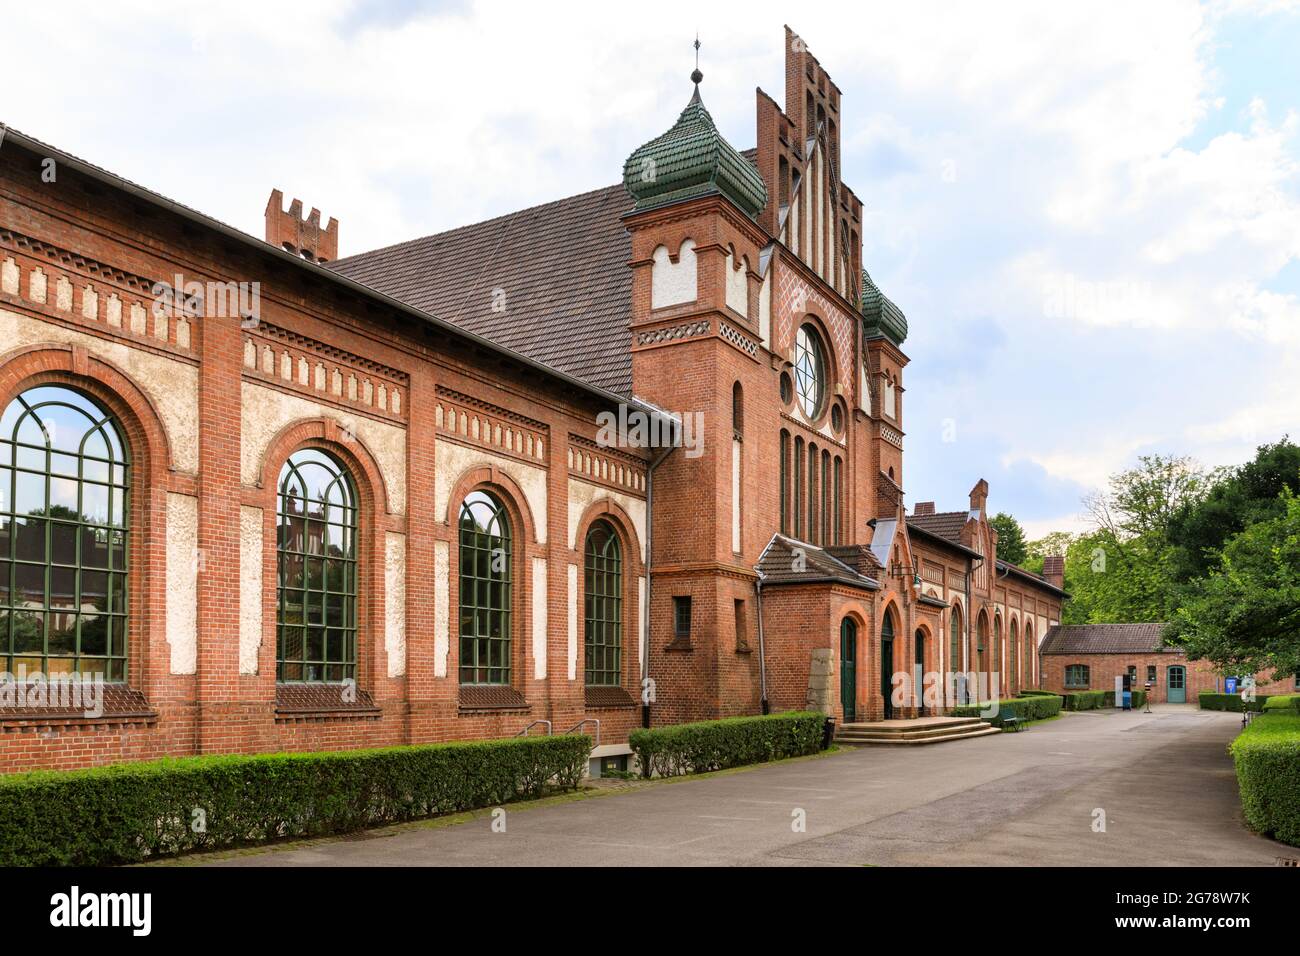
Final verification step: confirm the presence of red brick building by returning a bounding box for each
[1039,624,1299,704]
[0,30,1065,771]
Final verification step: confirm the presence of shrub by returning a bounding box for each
[1017,689,1060,698]
[1263,694,1300,713]
[952,693,1062,726]
[0,734,592,866]
[1200,692,1266,713]
[629,711,826,778]
[1230,713,1300,847]
[1101,689,1148,709]
[1063,690,1106,711]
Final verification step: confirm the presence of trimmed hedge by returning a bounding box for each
[1063,690,1106,711]
[0,734,592,866]
[629,711,826,778]
[1200,692,1267,713]
[1102,689,1148,709]
[1017,689,1060,698]
[1263,694,1300,713]
[1230,713,1300,847]
[952,693,1062,726]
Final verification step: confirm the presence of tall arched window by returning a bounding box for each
[1025,622,1035,687]
[277,449,357,682]
[779,430,790,535]
[731,382,744,437]
[994,617,1003,694]
[584,520,622,686]
[807,441,818,544]
[1010,618,1019,692]
[459,490,512,685]
[793,437,804,539]
[949,604,962,674]
[0,386,129,679]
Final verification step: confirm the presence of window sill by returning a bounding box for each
[459,685,528,711]
[274,683,381,718]
[585,685,636,709]
[0,685,157,728]
[664,638,694,653]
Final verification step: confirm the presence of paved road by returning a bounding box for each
[207,705,1292,867]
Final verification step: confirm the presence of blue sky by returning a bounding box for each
[5,0,1298,537]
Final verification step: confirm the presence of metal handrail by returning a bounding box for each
[514,719,552,737]
[563,718,600,747]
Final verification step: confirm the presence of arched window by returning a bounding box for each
[793,437,804,539]
[949,604,961,674]
[794,324,826,419]
[277,449,357,682]
[731,381,743,436]
[807,442,818,544]
[1010,618,1019,692]
[994,617,1003,694]
[459,490,512,685]
[1024,621,1035,687]
[779,430,790,535]
[584,520,622,686]
[0,386,129,679]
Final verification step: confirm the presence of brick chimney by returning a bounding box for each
[913,501,936,516]
[969,479,989,515]
[265,189,338,263]
[1042,555,1065,589]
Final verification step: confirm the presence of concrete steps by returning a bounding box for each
[834,716,1001,747]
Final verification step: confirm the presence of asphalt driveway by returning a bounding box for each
[201,705,1293,867]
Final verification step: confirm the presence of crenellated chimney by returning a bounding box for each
[265,189,338,263]
[1042,555,1065,589]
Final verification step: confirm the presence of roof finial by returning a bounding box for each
[690,34,703,95]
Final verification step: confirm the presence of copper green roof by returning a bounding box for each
[861,269,908,346]
[623,85,767,219]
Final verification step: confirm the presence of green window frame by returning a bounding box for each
[778,430,789,535]
[949,605,961,673]
[793,324,826,419]
[0,386,129,679]
[276,449,357,682]
[459,490,512,685]
[584,520,622,686]
[1065,664,1090,688]
[1009,619,1018,689]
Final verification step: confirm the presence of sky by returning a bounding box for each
[4,0,1298,538]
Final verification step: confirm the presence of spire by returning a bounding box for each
[690,35,703,104]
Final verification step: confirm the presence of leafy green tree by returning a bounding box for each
[1167,438,1300,582]
[989,512,1028,565]
[1166,489,1300,680]
[1023,531,1074,575]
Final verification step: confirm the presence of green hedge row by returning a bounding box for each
[0,735,592,866]
[1200,692,1267,712]
[952,693,1063,726]
[1230,713,1300,847]
[1263,694,1300,713]
[1102,689,1148,709]
[1063,690,1107,711]
[1017,689,1060,698]
[629,711,826,778]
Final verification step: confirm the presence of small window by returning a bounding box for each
[1293,672,1299,690]
[779,372,793,406]
[731,382,744,437]
[1126,665,1137,684]
[1065,664,1090,689]
[830,403,843,433]
[1147,665,1157,684]
[673,596,692,639]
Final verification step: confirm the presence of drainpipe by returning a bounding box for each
[642,441,677,729]
[965,554,984,705]
[755,575,770,714]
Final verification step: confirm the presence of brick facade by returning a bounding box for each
[0,31,1067,771]
[1040,652,1298,704]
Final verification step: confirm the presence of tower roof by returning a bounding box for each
[861,269,909,346]
[623,78,767,219]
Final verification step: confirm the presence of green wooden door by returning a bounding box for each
[1167,665,1186,703]
[840,619,857,722]
[914,629,926,716]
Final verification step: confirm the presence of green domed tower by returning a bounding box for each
[861,269,909,346]
[623,72,767,219]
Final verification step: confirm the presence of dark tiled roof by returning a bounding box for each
[996,559,1068,596]
[756,534,879,590]
[275,683,380,715]
[1039,623,1174,656]
[906,511,970,544]
[330,183,636,394]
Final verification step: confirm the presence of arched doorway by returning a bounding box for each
[881,609,896,719]
[914,628,926,716]
[840,618,857,722]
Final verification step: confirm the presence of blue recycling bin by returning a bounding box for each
[1122,690,1132,710]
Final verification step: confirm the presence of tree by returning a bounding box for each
[1168,438,1300,582]
[989,512,1028,565]
[1165,489,1300,680]
[1022,531,1074,575]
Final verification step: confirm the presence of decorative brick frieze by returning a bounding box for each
[242,322,407,420]
[634,319,710,348]
[719,321,760,358]
[567,433,647,494]
[0,228,193,352]
[435,385,547,463]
